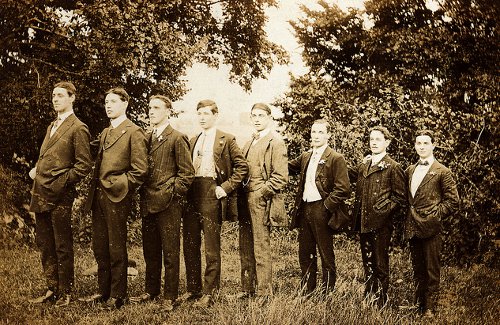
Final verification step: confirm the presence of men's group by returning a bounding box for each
[28,82,459,318]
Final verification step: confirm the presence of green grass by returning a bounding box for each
[0,224,498,325]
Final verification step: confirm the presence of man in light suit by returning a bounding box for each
[405,129,459,317]
[81,87,148,310]
[289,119,350,296]
[233,103,288,300]
[29,81,92,307]
[350,126,406,306]
[130,95,194,311]
[181,99,248,308]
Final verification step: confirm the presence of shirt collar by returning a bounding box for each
[202,127,216,137]
[57,110,74,123]
[155,121,170,136]
[371,152,387,165]
[257,128,271,139]
[110,114,127,128]
[312,143,328,157]
[418,155,435,166]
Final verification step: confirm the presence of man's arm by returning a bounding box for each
[261,138,289,198]
[390,162,407,208]
[438,168,460,218]
[219,136,248,194]
[288,153,302,175]
[173,133,195,196]
[67,124,92,184]
[323,154,350,212]
[127,128,148,190]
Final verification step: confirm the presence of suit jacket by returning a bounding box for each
[288,146,350,230]
[241,131,289,226]
[189,129,248,221]
[141,125,194,214]
[351,154,406,233]
[404,160,459,239]
[85,118,148,210]
[30,114,92,213]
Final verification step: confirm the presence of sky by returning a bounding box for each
[172,0,364,139]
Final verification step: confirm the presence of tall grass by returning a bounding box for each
[0,223,498,324]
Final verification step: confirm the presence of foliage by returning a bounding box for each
[277,0,499,266]
[0,0,288,167]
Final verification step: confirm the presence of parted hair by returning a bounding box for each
[415,129,435,143]
[54,81,76,97]
[369,125,392,140]
[312,119,331,133]
[197,99,218,114]
[251,103,272,115]
[106,87,130,102]
[150,95,172,110]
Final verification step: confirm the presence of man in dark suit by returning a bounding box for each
[130,95,194,311]
[288,119,350,296]
[405,129,459,317]
[233,103,288,300]
[182,99,248,308]
[81,87,148,310]
[350,126,406,306]
[28,81,92,307]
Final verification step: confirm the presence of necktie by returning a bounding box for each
[194,133,207,173]
[418,160,429,166]
[50,117,61,137]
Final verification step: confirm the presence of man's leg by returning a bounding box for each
[238,194,256,294]
[371,224,392,305]
[142,213,162,297]
[51,204,74,294]
[35,211,58,293]
[182,191,202,296]
[91,189,111,298]
[360,231,376,296]
[298,207,317,294]
[409,237,427,312]
[423,234,442,312]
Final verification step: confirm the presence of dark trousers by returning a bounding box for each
[91,188,130,299]
[298,201,336,294]
[143,201,182,300]
[409,235,442,312]
[35,205,74,294]
[183,178,221,295]
[360,225,392,304]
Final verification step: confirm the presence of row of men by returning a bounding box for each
[28,81,459,317]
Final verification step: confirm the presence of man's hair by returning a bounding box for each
[415,129,435,143]
[312,118,331,133]
[54,81,76,97]
[196,99,218,114]
[150,95,172,110]
[251,103,272,115]
[369,125,392,140]
[106,87,130,102]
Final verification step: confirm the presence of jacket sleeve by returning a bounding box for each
[127,128,148,190]
[323,154,350,212]
[261,138,289,198]
[288,153,302,175]
[67,123,92,184]
[390,162,407,208]
[438,168,460,218]
[174,133,195,196]
[220,136,248,194]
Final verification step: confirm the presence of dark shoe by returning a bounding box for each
[193,294,213,308]
[177,291,202,302]
[160,299,175,312]
[226,291,254,300]
[129,293,159,304]
[54,294,71,308]
[29,290,56,304]
[100,297,124,311]
[78,293,109,304]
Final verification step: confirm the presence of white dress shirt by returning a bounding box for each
[410,156,435,197]
[302,144,328,202]
[193,127,216,177]
[153,122,169,138]
[50,110,73,137]
[110,114,127,128]
[251,128,271,146]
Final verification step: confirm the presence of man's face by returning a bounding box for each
[250,108,272,132]
[105,93,127,119]
[310,123,330,148]
[369,130,390,154]
[149,98,169,127]
[414,135,435,159]
[52,87,74,114]
[197,106,217,130]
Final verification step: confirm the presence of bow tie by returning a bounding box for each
[418,160,430,166]
[252,132,260,140]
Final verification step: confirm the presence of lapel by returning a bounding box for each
[103,119,129,150]
[315,146,331,178]
[301,151,313,175]
[213,130,225,164]
[190,134,200,156]
[40,114,76,156]
[414,161,439,198]
[150,124,174,153]
[39,124,53,156]
[364,154,389,177]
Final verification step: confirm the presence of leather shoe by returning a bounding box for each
[129,293,159,304]
[160,299,175,312]
[29,290,56,304]
[100,297,124,311]
[54,294,71,308]
[177,291,202,302]
[193,294,213,308]
[78,293,109,304]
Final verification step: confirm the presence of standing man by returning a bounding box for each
[351,126,406,306]
[28,81,92,307]
[182,99,248,308]
[288,119,350,296]
[233,103,288,300]
[405,129,459,317]
[130,95,194,311]
[81,87,148,310]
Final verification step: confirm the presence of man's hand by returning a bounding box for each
[215,186,227,199]
[29,167,37,180]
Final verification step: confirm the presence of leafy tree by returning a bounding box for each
[0,0,287,167]
[277,0,499,266]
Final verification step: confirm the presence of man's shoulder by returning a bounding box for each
[216,129,236,141]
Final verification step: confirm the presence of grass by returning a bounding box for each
[0,224,498,325]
